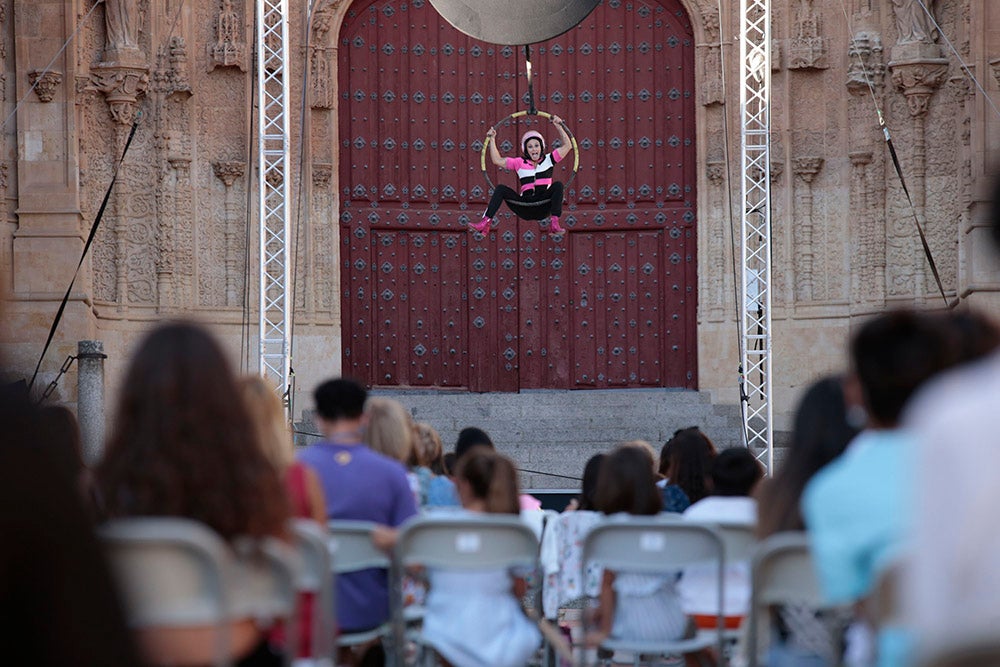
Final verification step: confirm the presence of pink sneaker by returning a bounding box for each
[549,216,566,235]
[469,216,491,234]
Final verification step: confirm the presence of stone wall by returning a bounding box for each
[1,0,999,434]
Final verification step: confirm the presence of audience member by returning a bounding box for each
[802,309,961,667]
[97,321,290,666]
[0,380,141,666]
[904,172,1000,657]
[410,421,460,508]
[681,447,763,630]
[364,397,419,502]
[37,403,98,518]
[541,452,605,618]
[661,427,717,512]
[587,445,713,666]
[452,425,540,510]
[239,375,326,659]
[753,375,859,667]
[298,378,417,664]
[240,376,326,525]
[421,447,542,667]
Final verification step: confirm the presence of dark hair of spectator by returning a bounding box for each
[710,447,764,497]
[442,452,457,477]
[851,309,958,427]
[97,322,289,541]
[663,427,717,505]
[455,426,495,461]
[313,377,367,421]
[578,452,606,511]
[593,445,662,516]
[939,309,1000,364]
[756,375,859,537]
[38,404,85,480]
[453,446,520,514]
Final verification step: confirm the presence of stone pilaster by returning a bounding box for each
[792,157,823,302]
[213,161,246,307]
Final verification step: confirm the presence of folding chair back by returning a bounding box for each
[327,520,392,650]
[581,517,726,663]
[747,532,824,667]
[289,519,335,662]
[396,514,539,570]
[327,520,390,572]
[99,517,235,667]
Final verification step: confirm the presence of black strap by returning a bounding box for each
[28,115,142,391]
[524,45,537,115]
[880,123,952,308]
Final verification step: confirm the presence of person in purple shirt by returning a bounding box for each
[298,378,418,661]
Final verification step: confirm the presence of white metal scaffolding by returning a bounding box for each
[739,0,773,472]
[256,0,292,400]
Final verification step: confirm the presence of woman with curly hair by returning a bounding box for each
[97,321,290,667]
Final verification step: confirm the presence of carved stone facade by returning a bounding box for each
[2,0,999,428]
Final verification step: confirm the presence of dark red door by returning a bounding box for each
[339,0,697,390]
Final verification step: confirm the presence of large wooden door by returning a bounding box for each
[339,0,697,390]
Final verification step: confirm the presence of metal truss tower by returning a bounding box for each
[256,0,293,401]
[739,0,773,472]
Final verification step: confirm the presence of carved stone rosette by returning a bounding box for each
[28,70,63,103]
[90,64,150,125]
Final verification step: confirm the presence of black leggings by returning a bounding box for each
[485,182,564,221]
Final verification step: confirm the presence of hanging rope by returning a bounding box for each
[27,115,142,392]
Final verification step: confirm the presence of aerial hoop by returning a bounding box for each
[480,110,580,195]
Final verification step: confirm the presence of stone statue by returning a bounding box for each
[102,0,139,53]
[890,0,938,45]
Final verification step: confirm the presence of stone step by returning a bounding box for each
[296,388,785,490]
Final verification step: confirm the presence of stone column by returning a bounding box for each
[213,161,245,306]
[792,157,823,302]
[705,161,725,319]
[887,1,948,301]
[76,340,106,466]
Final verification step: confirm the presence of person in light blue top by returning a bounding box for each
[802,310,962,667]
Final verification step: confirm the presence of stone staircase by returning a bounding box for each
[299,388,752,490]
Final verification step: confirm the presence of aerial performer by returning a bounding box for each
[472,115,574,237]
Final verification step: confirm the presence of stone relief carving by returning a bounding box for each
[698,9,724,106]
[90,66,150,125]
[890,62,949,117]
[990,57,1000,89]
[28,70,63,103]
[787,0,828,70]
[208,0,246,72]
[310,0,341,109]
[846,32,884,93]
[154,37,191,98]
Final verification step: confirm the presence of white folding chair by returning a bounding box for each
[746,532,825,667]
[391,514,542,667]
[101,517,299,667]
[581,516,726,666]
[290,519,335,665]
[326,520,393,651]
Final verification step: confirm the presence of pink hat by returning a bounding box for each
[521,130,545,154]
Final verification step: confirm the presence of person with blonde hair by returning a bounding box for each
[363,397,414,465]
[239,376,326,525]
